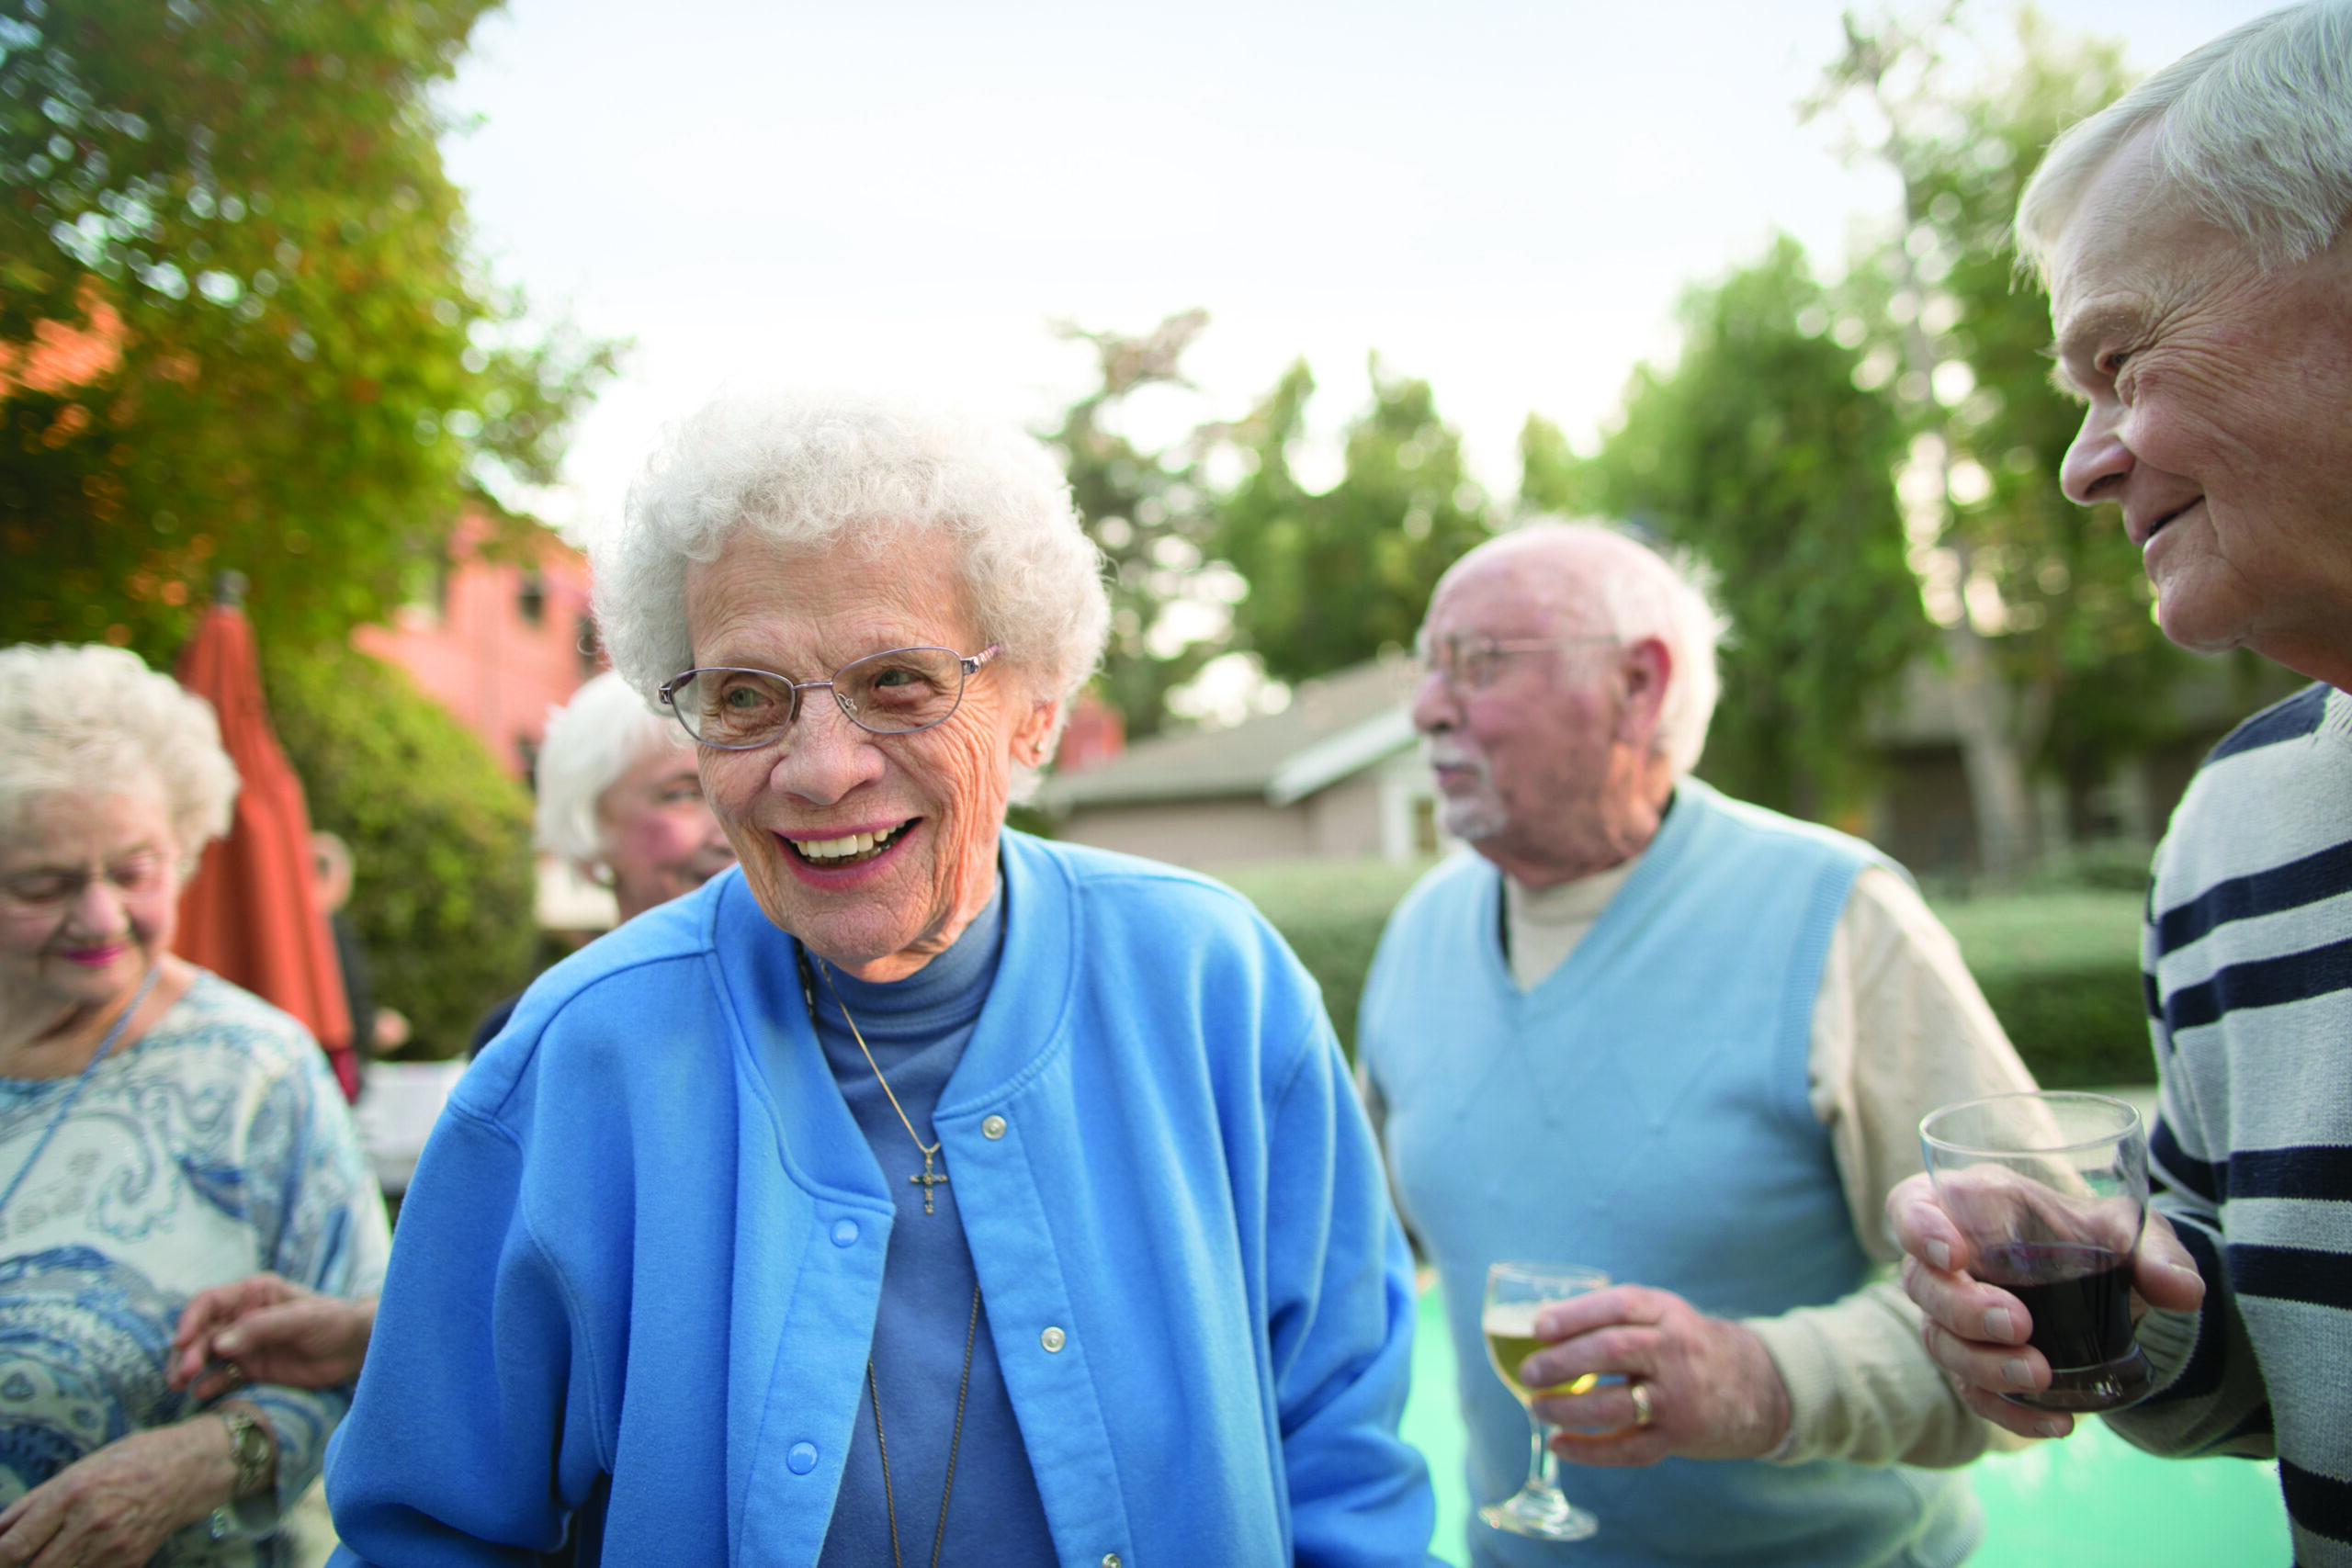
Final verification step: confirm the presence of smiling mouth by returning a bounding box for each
[786,821,913,866]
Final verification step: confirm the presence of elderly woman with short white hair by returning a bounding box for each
[324,392,1438,1567]
[534,669,737,927]
[463,671,736,1053]
[0,644,390,1567]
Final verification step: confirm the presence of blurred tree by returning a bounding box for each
[265,642,532,1060]
[1042,308,1236,739]
[1562,236,1928,818]
[1516,410,1589,518]
[1216,356,1490,682]
[0,0,618,662]
[1805,8,2200,879]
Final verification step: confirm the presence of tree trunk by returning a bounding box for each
[1942,616,2036,885]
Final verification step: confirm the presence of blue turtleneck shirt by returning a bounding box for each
[808,877,1055,1567]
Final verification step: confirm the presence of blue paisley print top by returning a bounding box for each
[0,971,392,1564]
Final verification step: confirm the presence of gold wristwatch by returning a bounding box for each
[217,1406,273,1498]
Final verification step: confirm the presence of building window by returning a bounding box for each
[516,571,547,628]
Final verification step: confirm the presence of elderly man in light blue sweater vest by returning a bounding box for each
[1359,523,2034,1568]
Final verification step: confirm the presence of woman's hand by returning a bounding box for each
[0,1413,254,1568]
[170,1274,377,1398]
[1520,1284,1792,1466]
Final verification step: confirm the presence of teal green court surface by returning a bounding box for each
[1402,1285,2290,1566]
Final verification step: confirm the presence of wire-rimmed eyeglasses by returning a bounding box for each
[1417,632,1617,691]
[658,644,1001,750]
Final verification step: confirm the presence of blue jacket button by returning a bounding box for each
[787,1442,818,1474]
[831,1219,858,1247]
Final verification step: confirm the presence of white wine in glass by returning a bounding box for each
[1480,1261,1609,1541]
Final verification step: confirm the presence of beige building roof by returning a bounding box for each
[1039,657,1423,810]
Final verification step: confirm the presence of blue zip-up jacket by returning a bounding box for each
[325,831,1438,1567]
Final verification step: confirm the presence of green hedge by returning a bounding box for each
[1931,893,2153,1088]
[265,645,537,1060]
[1216,861,2154,1089]
[1216,859,1430,1059]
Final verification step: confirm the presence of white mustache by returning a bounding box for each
[1423,739,1489,775]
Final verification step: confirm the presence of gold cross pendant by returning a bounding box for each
[910,1147,949,1215]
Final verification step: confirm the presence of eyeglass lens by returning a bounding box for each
[673,647,968,745]
[1421,634,1500,689]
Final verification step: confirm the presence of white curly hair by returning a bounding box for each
[2018,0,2352,279]
[592,390,1111,767]
[0,642,241,863]
[533,670,686,868]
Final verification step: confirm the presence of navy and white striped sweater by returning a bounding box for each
[2116,682,2352,1566]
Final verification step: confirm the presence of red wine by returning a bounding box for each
[1978,1242,2133,1371]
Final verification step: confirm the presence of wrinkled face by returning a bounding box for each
[1409,554,1623,868]
[595,741,734,921]
[2052,129,2352,673]
[684,529,1056,981]
[0,791,184,1023]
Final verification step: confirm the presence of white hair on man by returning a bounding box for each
[0,643,240,864]
[2018,0,2352,278]
[533,670,684,871]
[592,389,1111,766]
[1478,520,1732,778]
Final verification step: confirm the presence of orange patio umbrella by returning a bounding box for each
[174,574,359,1100]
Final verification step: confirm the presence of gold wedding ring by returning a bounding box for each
[1629,1381,1656,1427]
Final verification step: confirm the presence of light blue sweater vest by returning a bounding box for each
[1361,781,1979,1568]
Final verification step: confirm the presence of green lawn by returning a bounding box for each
[1403,1283,2290,1567]
[1932,891,2143,975]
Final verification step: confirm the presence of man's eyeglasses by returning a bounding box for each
[1417,633,1616,691]
[658,644,1000,750]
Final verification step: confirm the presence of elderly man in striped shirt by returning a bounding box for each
[1888,3,2352,1561]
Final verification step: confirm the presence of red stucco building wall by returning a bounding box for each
[354,514,597,779]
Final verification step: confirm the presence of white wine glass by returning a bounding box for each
[1481,1259,1609,1541]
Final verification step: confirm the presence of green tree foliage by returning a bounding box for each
[1562,237,1928,818]
[0,0,617,663]
[1216,357,1490,682]
[1854,13,2211,791]
[264,642,533,1060]
[1516,410,1587,518]
[1808,11,2221,871]
[1042,310,1231,739]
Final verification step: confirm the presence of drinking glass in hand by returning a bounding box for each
[1480,1260,1609,1541]
[1921,1090,2156,1412]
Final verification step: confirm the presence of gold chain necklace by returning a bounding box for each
[797,950,949,1214]
[868,1280,982,1568]
[795,945,981,1568]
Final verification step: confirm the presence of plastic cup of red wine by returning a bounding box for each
[1920,1090,2157,1413]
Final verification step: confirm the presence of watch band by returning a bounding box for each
[217,1405,273,1499]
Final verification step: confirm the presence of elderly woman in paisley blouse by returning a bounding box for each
[0,643,391,1568]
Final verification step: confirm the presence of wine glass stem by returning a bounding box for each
[1527,1416,1557,1495]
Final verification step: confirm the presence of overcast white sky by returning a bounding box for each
[438,0,2278,532]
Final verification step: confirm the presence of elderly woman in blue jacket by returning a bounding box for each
[323,391,1438,1568]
